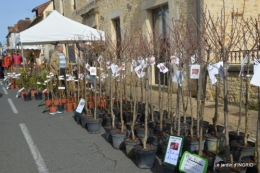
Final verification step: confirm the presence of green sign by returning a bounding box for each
[179,151,208,173]
[163,135,184,166]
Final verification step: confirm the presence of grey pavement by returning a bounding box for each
[0,82,163,173]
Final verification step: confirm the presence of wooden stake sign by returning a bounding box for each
[179,151,208,173]
[163,135,183,166]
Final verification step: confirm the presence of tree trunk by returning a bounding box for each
[257,86,260,172]
[143,66,150,149]
[244,55,250,146]
[224,59,231,171]
[131,77,137,140]
[150,66,154,121]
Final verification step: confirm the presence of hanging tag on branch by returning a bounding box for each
[85,63,91,71]
[190,64,200,79]
[115,67,122,77]
[137,56,143,64]
[147,56,156,65]
[90,67,97,76]
[58,87,66,90]
[131,60,137,72]
[170,56,180,64]
[106,61,111,69]
[157,63,168,73]
[97,55,102,64]
[135,65,145,78]
[207,64,218,85]
[121,62,125,70]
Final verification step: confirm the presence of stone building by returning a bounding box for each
[51,0,260,106]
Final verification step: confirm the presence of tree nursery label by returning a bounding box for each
[179,151,208,173]
[76,98,86,113]
[163,135,183,166]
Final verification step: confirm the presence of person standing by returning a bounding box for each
[50,44,69,84]
[12,51,23,73]
[2,53,12,75]
[0,55,4,79]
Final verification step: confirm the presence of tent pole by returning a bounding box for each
[21,42,25,69]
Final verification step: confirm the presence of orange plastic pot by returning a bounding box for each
[86,96,91,102]
[15,85,19,89]
[30,90,36,98]
[45,99,52,106]
[72,102,78,109]
[102,95,106,99]
[66,103,73,112]
[96,101,100,107]
[53,99,60,106]
[101,100,107,108]
[10,85,14,89]
[20,91,26,98]
[49,106,57,113]
[70,97,75,103]
[88,101,94,109]
[61,98,67,104]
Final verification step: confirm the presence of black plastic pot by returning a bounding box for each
[103,126,115,143]
[135,128,153,139]
[204,134,225,154]
[240,155,257,173]
[34,92,43,100]
[148,135,167,154]
[193,150,216,169]
[162,162,178,173]
[74,111,81,122]
[183,137,205,153]
[111,131,127,150]
[125,139,140,159]
[134,144,157,169]
[104,116,112,126]
[207,124,225,134]
[229,131,248,144]
[80,115,93,128]
[230,140,255,162]
[57,104,65,112]
[90,108,101,118]
[85,118,102,134]
[24,93,32,101]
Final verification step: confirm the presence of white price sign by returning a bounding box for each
[75,98,86,113]
[179,151,208,173]
[163,135,183,166]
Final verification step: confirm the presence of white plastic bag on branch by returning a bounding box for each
[115,67,122,77]
[172,71,186,83]
[157,63,168,73]
[190,54,196,64]
[239,55,248,77]
[251,64,260,87]
[111,63,118,74]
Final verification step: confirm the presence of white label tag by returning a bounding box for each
[58,87,66,89]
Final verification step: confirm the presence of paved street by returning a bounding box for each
[0,81,163,173]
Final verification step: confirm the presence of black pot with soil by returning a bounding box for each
[207,124,225,134]
[183,136,205,153]
[124,138,140,159]
[85,118,102,134]
[111,129,127,150]
[230,140,255,162]
[240,155,257,173]
[24,93,32,101]
[193,150,216,171]
[148,133,168,154]
[204,133,225,154]
[34,92,43,100]
[80,115,93,129]
[162,162,179,173]
[103,126,117,143]
[135,127,153,139]
[229,131,249,144]
[134,144,157,169]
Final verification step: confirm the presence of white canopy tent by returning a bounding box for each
[15,10,105,45]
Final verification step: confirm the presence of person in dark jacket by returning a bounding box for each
[0,55,4,79]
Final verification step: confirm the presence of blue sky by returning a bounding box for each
[0,0,49,45]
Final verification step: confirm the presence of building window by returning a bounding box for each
[152,5,169,85]
[112,18,121,59]
[72,0,76,10]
